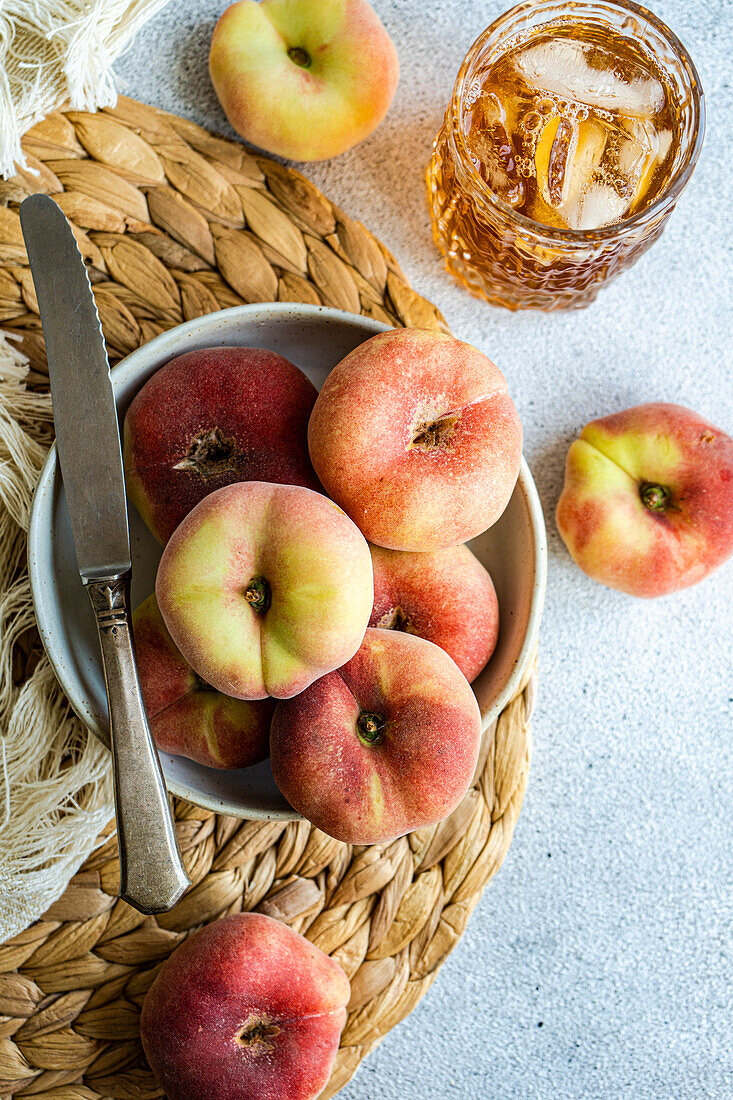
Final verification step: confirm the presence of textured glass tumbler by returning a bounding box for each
[426,0,705,310]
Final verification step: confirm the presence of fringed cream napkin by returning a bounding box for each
[0,0,173,939]
[0,0,171,178]
[0,334,114,942]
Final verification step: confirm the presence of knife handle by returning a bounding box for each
[86,574,190,914]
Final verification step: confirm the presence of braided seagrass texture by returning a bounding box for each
[0,99,536,1099]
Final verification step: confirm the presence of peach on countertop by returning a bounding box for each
[140,912,350,1100]
[308,328,523,551]
[133,594,273,770]
[270,628,482,844]
[369,542,499,681]
[209,0,399,161]
[556,402,733,597]
[123,346,320,544]
[156,481,374,700]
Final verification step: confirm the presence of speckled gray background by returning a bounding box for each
[116,2,732,1096]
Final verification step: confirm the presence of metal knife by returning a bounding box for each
[20,193,189,915]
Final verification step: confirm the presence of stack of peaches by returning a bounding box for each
[124,327,523,845]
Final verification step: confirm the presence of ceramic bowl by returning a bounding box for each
[28,303,547,819]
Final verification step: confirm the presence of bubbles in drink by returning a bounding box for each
[461,23,677,231]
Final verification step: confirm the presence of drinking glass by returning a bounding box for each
[426,0,705,310]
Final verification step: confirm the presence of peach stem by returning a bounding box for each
[639,482,670,511]
[410,412,460,452]
[357,713,386,746]
[288,46,311,68]
[236,1017,280,1051]
[245,577,271,614]
[380,605,412,632]
[172,427,238,481]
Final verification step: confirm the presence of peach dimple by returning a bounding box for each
[270,628,483,844]
[209,0,399,161]
[556,402,733,597]
[369,542,499,681]
[140,913,350,1100]
[308,328,523,551]
[155,481,374,700]
[123,346,320,544]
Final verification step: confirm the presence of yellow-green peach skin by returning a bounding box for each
[556,403,733,597]
[209,0,399,161]
[308,328,523,551]
[270,628,483,844]
[155,481,374,700]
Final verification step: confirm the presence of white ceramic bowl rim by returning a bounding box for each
[28,303,547,819]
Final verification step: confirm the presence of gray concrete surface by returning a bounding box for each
[116,2,733,1096]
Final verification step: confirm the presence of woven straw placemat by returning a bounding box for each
[0,99,536,1099]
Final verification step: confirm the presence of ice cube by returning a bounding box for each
[656,129,674,163]
[534,118,607,227]
[618,118,658,173]
[616,118,660,208]
[479,89,512,133]
[535,116,579,207]
[575,181,630,229]
[466,92,525,207]
[573,119,609,172]
[514,36,665,119]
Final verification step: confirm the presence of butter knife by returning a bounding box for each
[20,194,190,914]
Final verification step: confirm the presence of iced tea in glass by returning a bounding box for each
[427,0,704,310]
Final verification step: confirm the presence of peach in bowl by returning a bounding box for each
[28,304,547,820]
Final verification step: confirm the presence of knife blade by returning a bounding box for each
[21,194,189,915]
[20,195,130,581]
